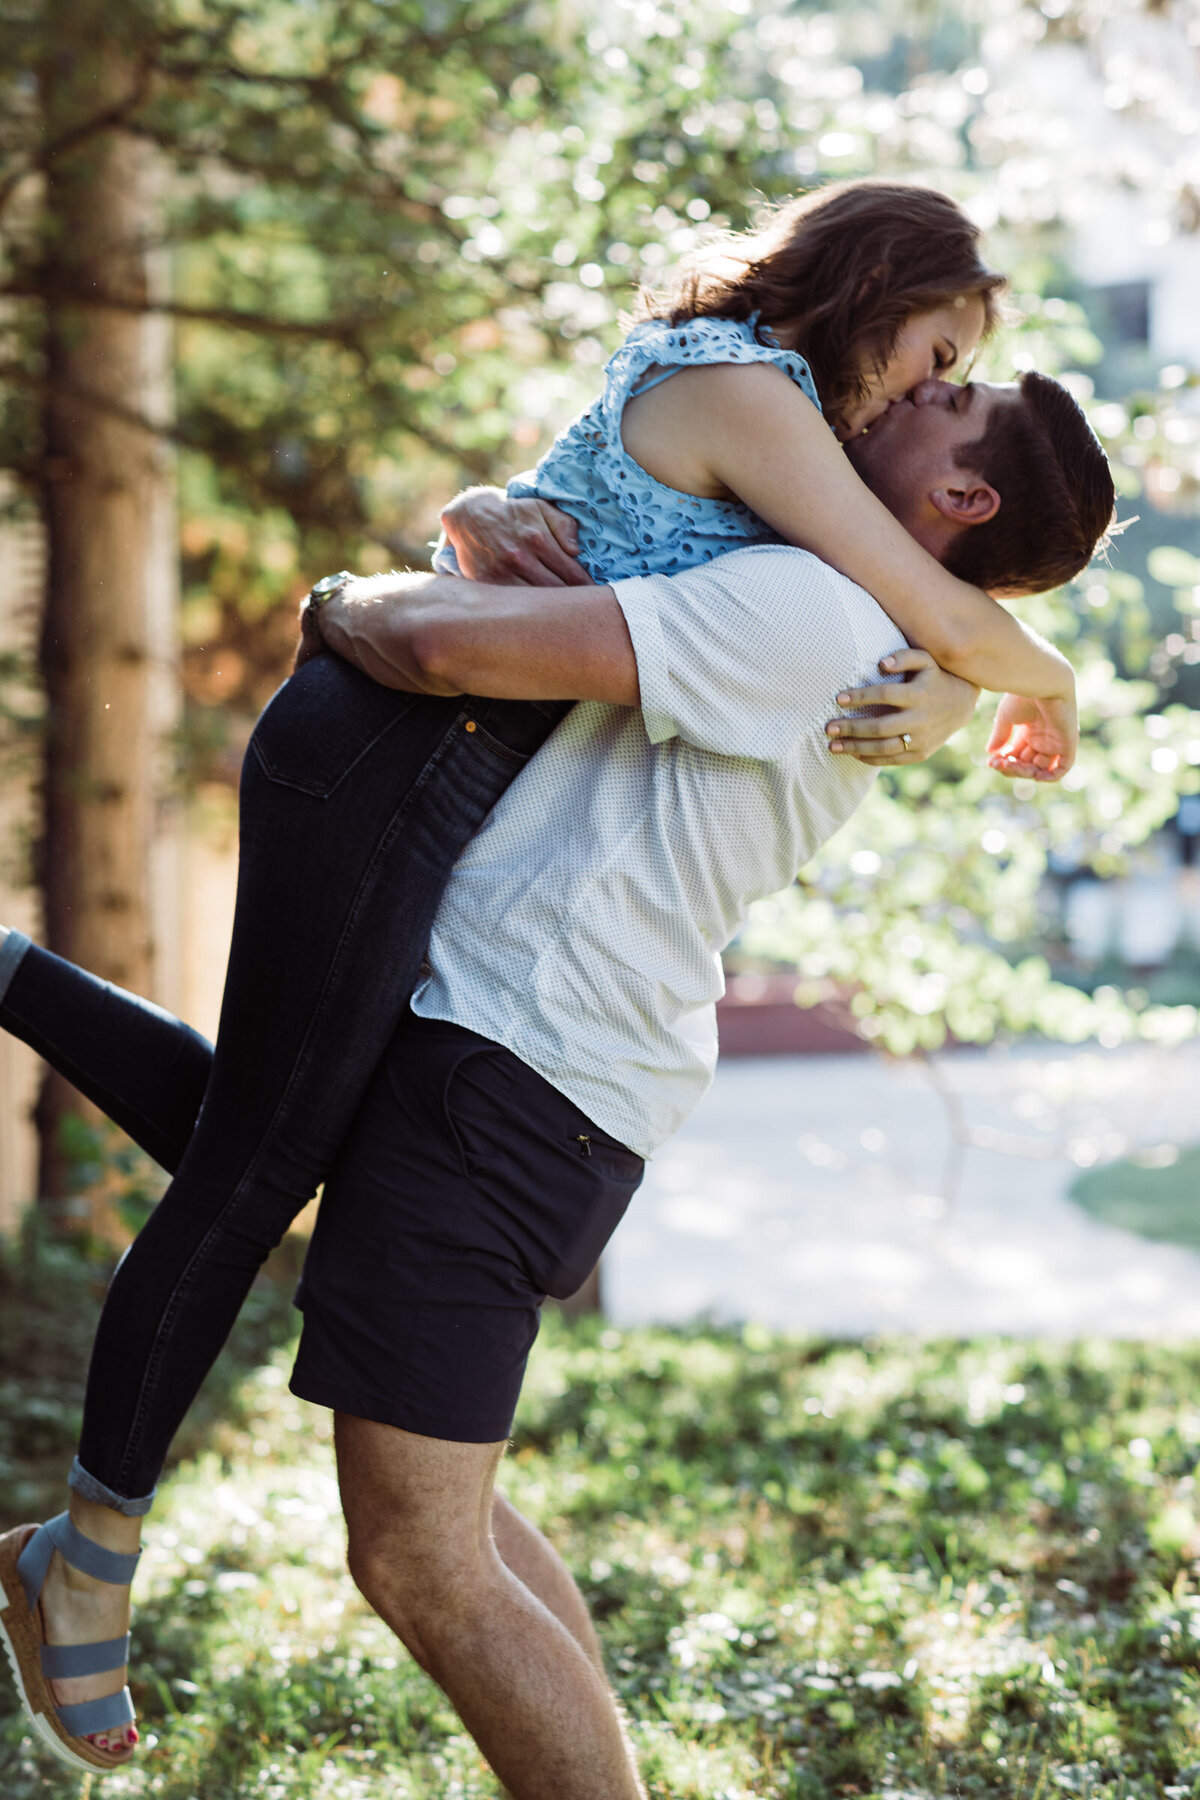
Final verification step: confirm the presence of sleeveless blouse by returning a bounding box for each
[504,315,822,582]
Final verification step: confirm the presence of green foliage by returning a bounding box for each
[0,647,39,885]
[0,1216,105,1518]
[0,1205,300,1524]
[739,658,1200,1053]
[1148,547,1200,592]
[5,0,1200,1048]
[6,1311,1200,1796]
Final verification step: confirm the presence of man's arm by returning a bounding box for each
[311,570,639,707]
[300,549,979,766]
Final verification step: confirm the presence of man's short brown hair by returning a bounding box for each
[944,372,1115,597]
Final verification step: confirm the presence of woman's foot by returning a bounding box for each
[0,1502,142,1769]
[39,1545,137,1758]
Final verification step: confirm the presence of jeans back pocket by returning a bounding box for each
[250,657,421,798]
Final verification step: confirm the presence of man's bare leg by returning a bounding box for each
[490,1493,605,1674]
[335,1415,645,1800]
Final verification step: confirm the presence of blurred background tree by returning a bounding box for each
[2,0,1199,1214]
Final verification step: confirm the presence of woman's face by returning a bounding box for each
[838,294,987,442]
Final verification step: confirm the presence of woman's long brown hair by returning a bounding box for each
[636,180,1007,434]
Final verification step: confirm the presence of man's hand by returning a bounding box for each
[293,594,328,673]
[986,691,1078,781]
[824,648,978,764]
[441,488,592,587]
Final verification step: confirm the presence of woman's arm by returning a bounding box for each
[620,362,1074,703]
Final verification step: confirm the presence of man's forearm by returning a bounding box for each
[315,571,639,707]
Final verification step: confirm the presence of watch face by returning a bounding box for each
[311,572,350,600]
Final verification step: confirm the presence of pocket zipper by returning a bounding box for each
[574,1135,592,1158]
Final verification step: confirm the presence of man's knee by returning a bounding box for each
[335,1414,506,1669]
[346,1519,490,1674]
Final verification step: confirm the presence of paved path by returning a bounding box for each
[605,1042,1200,1338]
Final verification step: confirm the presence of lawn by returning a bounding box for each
[2,1229,1199,1799]
[1070,1147,1200,1258]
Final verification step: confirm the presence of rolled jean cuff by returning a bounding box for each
[68,1456,156,1518]
[0,930,31,1007]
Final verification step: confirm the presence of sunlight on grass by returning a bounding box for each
[5,1319,1200,1797]
[1070,1143,1200,1255]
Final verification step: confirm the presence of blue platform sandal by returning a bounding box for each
[0,1513,140,1773]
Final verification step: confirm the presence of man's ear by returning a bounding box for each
[929,478,1000,527]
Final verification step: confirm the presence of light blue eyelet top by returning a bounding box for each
[504,315,822,583]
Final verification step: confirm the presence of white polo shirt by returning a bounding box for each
[410,544,905,1157]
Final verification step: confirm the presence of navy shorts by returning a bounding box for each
[290,1012,645,1442]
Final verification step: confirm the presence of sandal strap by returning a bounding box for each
[41,1633,132,1679]
[56,1685,136,1738]
[17,1514,141,1610]
[45,1514,142,1586]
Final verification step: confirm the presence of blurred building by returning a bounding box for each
[980,4,1200,389]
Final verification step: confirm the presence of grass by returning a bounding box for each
[1070,1147,1200,1257]
[2,1230,1200,1798]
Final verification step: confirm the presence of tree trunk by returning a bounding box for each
[36,20,177,1222]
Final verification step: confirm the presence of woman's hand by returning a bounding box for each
[985,691,1078,781]
[440,488,592,586]
[825,647,978,765]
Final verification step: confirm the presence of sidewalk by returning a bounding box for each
[605,1040,1200,1338]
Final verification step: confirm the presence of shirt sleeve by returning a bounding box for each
[612,545,893,762]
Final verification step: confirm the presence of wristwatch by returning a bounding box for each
[302,572,354,622]
[301,570,356,637]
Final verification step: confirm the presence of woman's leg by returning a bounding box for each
[0,934,212,1175]
[5,658,565,1503]
[75,666,566,1507]
[0,936,212,1760]
[1,655,564,1758]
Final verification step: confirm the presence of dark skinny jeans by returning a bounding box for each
[0,653,567,1510]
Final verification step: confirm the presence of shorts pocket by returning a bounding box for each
[435,1026,644,1301]
[250,658,421,798]
[542,1172,640,1301]
[441,1044,519,1175]
[540,1122,643,1299]
[566,1124,644,1184]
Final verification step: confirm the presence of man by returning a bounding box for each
[0,374,1112,1785]
[283,373,1113,1800]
